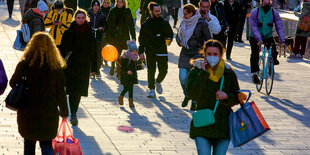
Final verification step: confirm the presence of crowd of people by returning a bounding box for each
[2,0,309,154]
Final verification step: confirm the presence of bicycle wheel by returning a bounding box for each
[265,57,274,95]
[256,56,264,92]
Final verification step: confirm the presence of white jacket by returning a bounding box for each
[206,11,221,36]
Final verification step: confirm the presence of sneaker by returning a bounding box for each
[70,115,78,126]
[226,57,232,61]
[181,97,189,107]
[147,89,156,98]
[252,73,260,84]
[155,81,163,94]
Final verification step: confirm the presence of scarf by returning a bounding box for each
[73,21,90,33]
[122,50,138,61]
[178,10,201,48]
[207,59,225,82]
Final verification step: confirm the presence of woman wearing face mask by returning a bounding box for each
[60,9,97,126]
[186,39,240,155]
[106,0,136,76]
[176,4,212,110]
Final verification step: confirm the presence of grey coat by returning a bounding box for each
[176,17,212,68]
[295,2,310,37]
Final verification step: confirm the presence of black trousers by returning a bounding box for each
[24,139,53,155]
[213,28,227,47]
[250,37,278,73]
[226,23,238,59]
[294,36,307,55]
[7,0,14,17]
[146,55,168,90]
[69,95,81,115]
[236,8,247,41]
[121,84,133,98]
[92,42,102,74]
[172,8,179,26]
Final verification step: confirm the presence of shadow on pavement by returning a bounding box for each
[120,107,161,137]
[261,96,310,128]
[72,126,111,155]
[228,61,252,84]
[1,17,20,27]
[151,96,191,133]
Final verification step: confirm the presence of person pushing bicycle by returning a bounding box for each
[249,0,285,84]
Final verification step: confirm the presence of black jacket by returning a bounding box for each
[138,17,173,56]
[60,21,97,96]
[224,0,241,25]
[120,58,138,85]
[210,0,229,28]
[106,7,136,50]
[24,9,45,36]
[10,60,68,141]
[187,67,240,139]
[87,8,107,41]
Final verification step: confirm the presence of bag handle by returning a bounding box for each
[57,118,74,142]
[236,90,252,104]
[213,75,225,113]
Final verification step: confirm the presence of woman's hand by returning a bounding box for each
[216,91,228,100]
[237,92,247,105]
[127,70,132,75]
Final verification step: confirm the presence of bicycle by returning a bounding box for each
[256,43,284,95]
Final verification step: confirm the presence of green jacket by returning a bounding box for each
[127,0,140,19]
[186,66,240,139]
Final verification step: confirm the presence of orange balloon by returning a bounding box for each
[102,45,118,62]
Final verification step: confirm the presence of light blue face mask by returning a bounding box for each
[206,56,220,67]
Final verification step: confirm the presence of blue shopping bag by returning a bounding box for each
[229,90,270,147]
[13,30,26,51]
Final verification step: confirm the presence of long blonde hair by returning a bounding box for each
[21,32,66,70]
[115,0,127,8]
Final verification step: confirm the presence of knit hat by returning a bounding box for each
[37,0,48,12]
[127,41,138,52]
[91,0,100,7]
[54,0,64,9]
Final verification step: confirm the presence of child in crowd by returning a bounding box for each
[118,41,139,108]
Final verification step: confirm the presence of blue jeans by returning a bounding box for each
[24,139,54,155]
[195,137,230,155]
[179,68,190,96]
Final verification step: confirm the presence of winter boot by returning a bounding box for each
[118,96,124,105]
[129,98,134,108]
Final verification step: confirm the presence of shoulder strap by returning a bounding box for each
[212,75,224,113]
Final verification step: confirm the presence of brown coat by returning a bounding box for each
[10,60,68,141]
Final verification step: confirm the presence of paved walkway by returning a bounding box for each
[1,4,310,155]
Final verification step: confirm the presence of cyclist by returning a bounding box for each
[249,0,285,84]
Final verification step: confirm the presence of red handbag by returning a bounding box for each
[53,119,83,155]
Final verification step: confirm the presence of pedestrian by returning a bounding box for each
[138,2,173,98]
[23,0,48,18]
[60,9,97,126]
[249,0,285,84]
[118,41,139,108]
[235,0,251,43]
[186,39,240,155]
[24,0,48,37]
[101,0,111,66]
[293,0,310,58]
[210,0,229,46]
[127,0,140,26]
[79,0,92,11]
[9,32,68,155]
[64,0,77,11]
[223,0,241,60]
[164,0,181,28]
[176,3,212,110]
[88,0,107,77]
[106,0,136,76]
[44,0,74,47]
[198,0,221,36]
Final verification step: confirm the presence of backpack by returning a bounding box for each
[20,23,31,43]
[299,15,310,31]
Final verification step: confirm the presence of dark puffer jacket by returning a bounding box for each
[120,58,138,85]
[186,66,240,139]
[24,8,45,36]
[176,17,212,68]
[87,8,107,42]
[10,60,68,141]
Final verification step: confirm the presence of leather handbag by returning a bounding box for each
[192,75,225,127]
[299,15,310,32]
[5,62,29,111]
